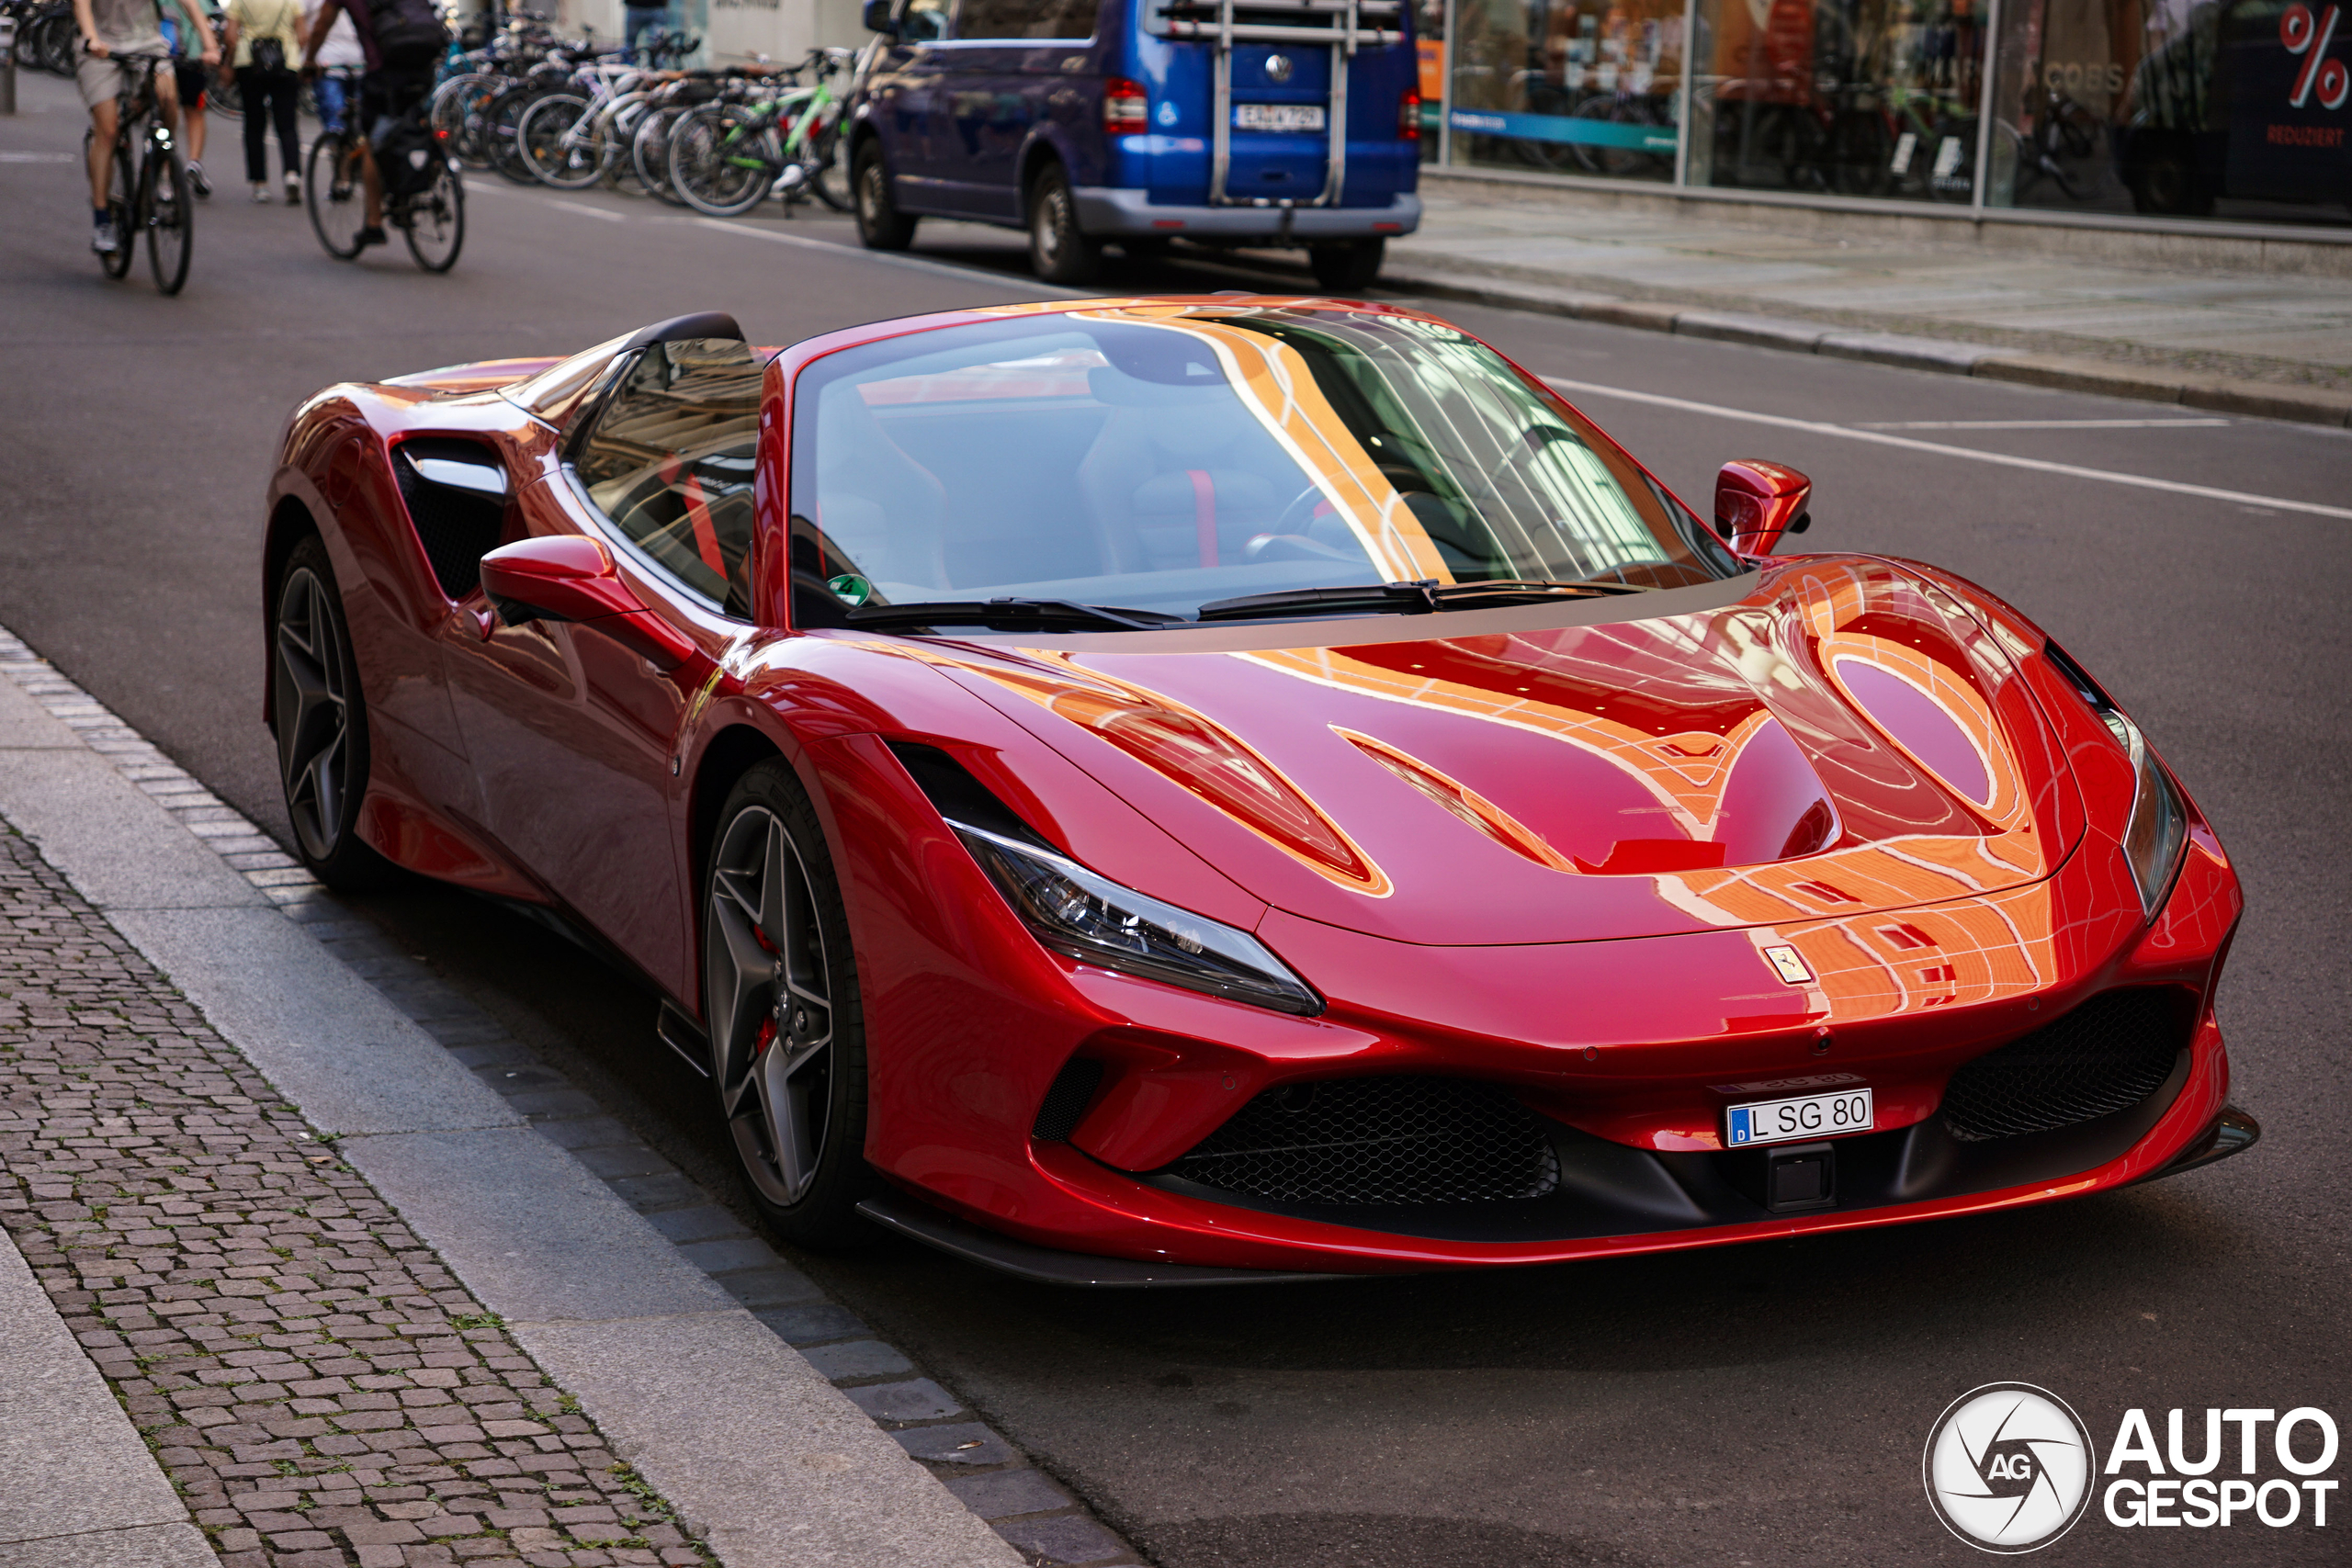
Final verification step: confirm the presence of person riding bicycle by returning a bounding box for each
[75,0,213,253]
[300,0,446,252]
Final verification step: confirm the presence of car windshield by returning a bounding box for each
[786,304,1736,628]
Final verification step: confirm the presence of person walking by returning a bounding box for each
[221,0,303,202]
[158,0,220,196]
[300,0,361,133]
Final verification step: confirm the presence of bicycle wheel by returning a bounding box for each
[141,143,193,295]
[98,131,136,279]
[632,106,691,204]
[517,91,601,189]
[806,118,849,212]
[209,65,242,118]
[401,160,465,272]
[306,130,368,259]
[669,105,770,218]
[482,85,543,186]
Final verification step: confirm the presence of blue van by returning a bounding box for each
[844,0,1421,288]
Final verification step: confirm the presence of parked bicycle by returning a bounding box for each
[87,51,195,294]
[667,47,852,218]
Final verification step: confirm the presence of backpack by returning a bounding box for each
[359,0,447,68]
[370,107,442,199]
[250,36,288,72]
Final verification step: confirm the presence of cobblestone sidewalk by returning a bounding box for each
[0,826,707,1568]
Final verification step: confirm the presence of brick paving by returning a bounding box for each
[0,825,712,1568]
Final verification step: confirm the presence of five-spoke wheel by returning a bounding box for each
[271,537,396,888]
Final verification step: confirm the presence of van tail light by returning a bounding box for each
[1105,78,1150,135]
[1398,87,1421,140]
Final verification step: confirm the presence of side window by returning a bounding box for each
[899,0,953,39]
[952,0,1097,39]
[571,338,763,617]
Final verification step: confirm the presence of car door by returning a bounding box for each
[872,0,958,209]
[438,335,765,1003]
[929,0,1102,219]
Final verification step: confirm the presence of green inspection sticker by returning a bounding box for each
[827,573,872,607]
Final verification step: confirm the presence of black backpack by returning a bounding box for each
[361,0,448,68]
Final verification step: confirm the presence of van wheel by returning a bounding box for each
[854,141,918,251]
[1027,164,1102,286]
[1308,239,1385,293]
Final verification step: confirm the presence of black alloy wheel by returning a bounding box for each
[271,537,400,889]
[1307,237,1384,292]
[702,761,875,1247]
[852,139,917,251]
[1026,162,1102,286]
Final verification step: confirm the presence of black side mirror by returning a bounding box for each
[861,0,897,35]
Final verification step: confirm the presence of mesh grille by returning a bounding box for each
[1032,1058,1105,1142]
[1172,1077,1561,1206]
[1941,988,2189,1143]
[393,449,506,600]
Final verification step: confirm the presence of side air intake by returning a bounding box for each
[1940,988,2193,1143]
[391,439,510,600]
[1033,1058,1106,1142]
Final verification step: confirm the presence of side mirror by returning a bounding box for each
[861,0,896,34]
[478,536,696,671]
[1713,460,1813,557]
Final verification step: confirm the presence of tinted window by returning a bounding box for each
[899,0,952,39]
[954,0,1097,39]
[571,338,763,617]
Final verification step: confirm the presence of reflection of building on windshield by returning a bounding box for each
[784,304,1729,624]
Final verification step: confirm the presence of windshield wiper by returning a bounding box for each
[1195,579,1651,624]
[843,598,1182,633]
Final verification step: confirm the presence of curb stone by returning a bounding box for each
[0,628,1148,1568]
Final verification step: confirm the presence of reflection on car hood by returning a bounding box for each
[894,557,2085,947]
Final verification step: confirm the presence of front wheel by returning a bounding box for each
[141,144,193,295]
[1026,162,1100,285]
[1307,237,1384,293]
[306,130,368,259]
[272,537,402,890]
[805,119,851,212]
[703,762,876,1248]
[516,92,603,190]
[98,131,135,279]
[670,105,771,218]
[852,138,917,251]
[401,160,465,272]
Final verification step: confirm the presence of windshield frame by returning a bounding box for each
[774,300,1737,636]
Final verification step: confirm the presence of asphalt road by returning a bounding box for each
[5,68,2349,1567]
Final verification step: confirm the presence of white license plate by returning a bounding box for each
[1235,103,1326,132]
[1725,1087,1873,1147]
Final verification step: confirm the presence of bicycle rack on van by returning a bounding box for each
[1159,0,1404,220]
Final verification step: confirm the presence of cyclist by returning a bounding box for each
[299,0,445,252]
[74,0,211,254]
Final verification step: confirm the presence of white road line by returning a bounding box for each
[1856,418,2232,430]
[0,152,78,163]
[687,216,1086,297]
[1543,375,2352,523]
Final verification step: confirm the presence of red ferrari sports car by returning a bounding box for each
[263,296,2255,1283]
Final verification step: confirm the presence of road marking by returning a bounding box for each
[686,216,1086,297]
[1855,418,2232,430]
[1542,376,2352,522]
[0,152,78,164]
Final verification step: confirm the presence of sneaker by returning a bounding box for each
[252,184,269,203]
[354,225,387,250]
[285,174,301,203]
[91,215,119,254]
[188,161,209,198]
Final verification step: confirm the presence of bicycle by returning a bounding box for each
[305,68,466,271]
[667,48,851,218]
[85,51,194,294]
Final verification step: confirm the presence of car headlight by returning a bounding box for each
[950,821,1322,1016]
[2045,642,2187,916]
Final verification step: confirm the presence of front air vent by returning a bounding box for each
[1032,1057,1107,1142]
[1171,1076,1562,1206]
[1940,988,2193,1143]
[391,439,509,600]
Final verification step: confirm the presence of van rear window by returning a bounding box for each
[953,0,1099,39]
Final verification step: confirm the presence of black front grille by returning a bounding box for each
[1941,988,2191,1143]
[392,444,506,600]
[1171,1076,1561,1206]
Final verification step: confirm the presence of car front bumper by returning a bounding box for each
[1071,186,1422,243]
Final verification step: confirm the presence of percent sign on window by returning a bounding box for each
[2284,3,2350,110]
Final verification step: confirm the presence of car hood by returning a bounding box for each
[901,556,2086,947]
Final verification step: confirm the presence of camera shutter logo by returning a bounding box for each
[1924,1383,2096,1552]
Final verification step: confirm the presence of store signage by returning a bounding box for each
[2227,0,2350,200]
[1446,107,1677,153]
[2286,4,2349,109]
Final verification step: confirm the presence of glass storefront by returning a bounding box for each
[1437,0,2351,226]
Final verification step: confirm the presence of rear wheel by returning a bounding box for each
[483,86,543,186]
[852,138,917,251]
[1026,161,1100,285]
[401,159,465,272]
[670,105,771,218]
[703,762,875,1247]
[516,92,601,189]
[1307,237,1383,293]
[141,144,193,295]
[272,537,401,890]
[98,131,135,279]
[306,130,368,259]
[631,106,690,203]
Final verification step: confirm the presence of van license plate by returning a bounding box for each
[1725,1087,1873,1147]
[1235,104,1326,132]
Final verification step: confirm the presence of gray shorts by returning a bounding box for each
[76,44,169,112]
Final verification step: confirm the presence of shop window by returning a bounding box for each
[1446,0,1690,181]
